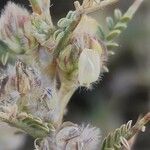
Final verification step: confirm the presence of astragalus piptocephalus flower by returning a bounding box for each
[75,34,107,87]
[0,0,149,150]
[78,48,101,87]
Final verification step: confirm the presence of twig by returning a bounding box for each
[121,113,150,149]
[29,0,42,14]
[129,113,150,139]
[75,0,118,15]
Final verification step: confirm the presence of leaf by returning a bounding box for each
[101,121,132,150]
[0,111,53,138]
[1,53,9,65]
[55,31,65,42]
[53,16,82,58]
[114,22,127,31]
[101,113,150,150]
[66,11,76,19]
[120,16,131,23]
[106,30,121,41]
[0,40,11,53]
[114,9,122,21]
[105,0,144,43]
[97,26,106,40]
[106,42,119,50]
[106,17,115,30]
[57,18,72,29]
[0,40,15,65]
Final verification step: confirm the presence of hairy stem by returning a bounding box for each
[124,0,144,18]
[29,0,42,14]
[53,82,76,127]
[127,113,150,140]
[77,0,118,15]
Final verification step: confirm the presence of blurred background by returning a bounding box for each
[0,0,149,149]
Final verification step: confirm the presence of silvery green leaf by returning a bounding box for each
[106,42,119,50]
[55,31,65,42]
[66,11,76,19]
[106,30,121,41]
[106,17,115,30]
[114,9,122,21]
[114,22,127,31]
[101,120,133,150]
[57,18,72,28]
[1,53,9,65]
[97,26,106,40]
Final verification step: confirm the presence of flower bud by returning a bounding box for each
[5,60,41,95]
[57,45,79,73]
[0,2,36,54]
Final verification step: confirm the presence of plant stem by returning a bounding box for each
[29,0,42,14]
[124,0,144,18]
[77,0,118,15]
[127,113,150,140]
[53,82,76,127]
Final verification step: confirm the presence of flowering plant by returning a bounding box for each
[0,0,149,149]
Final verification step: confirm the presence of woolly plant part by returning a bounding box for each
[0,0,149,150]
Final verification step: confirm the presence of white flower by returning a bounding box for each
[78,48,101,87]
